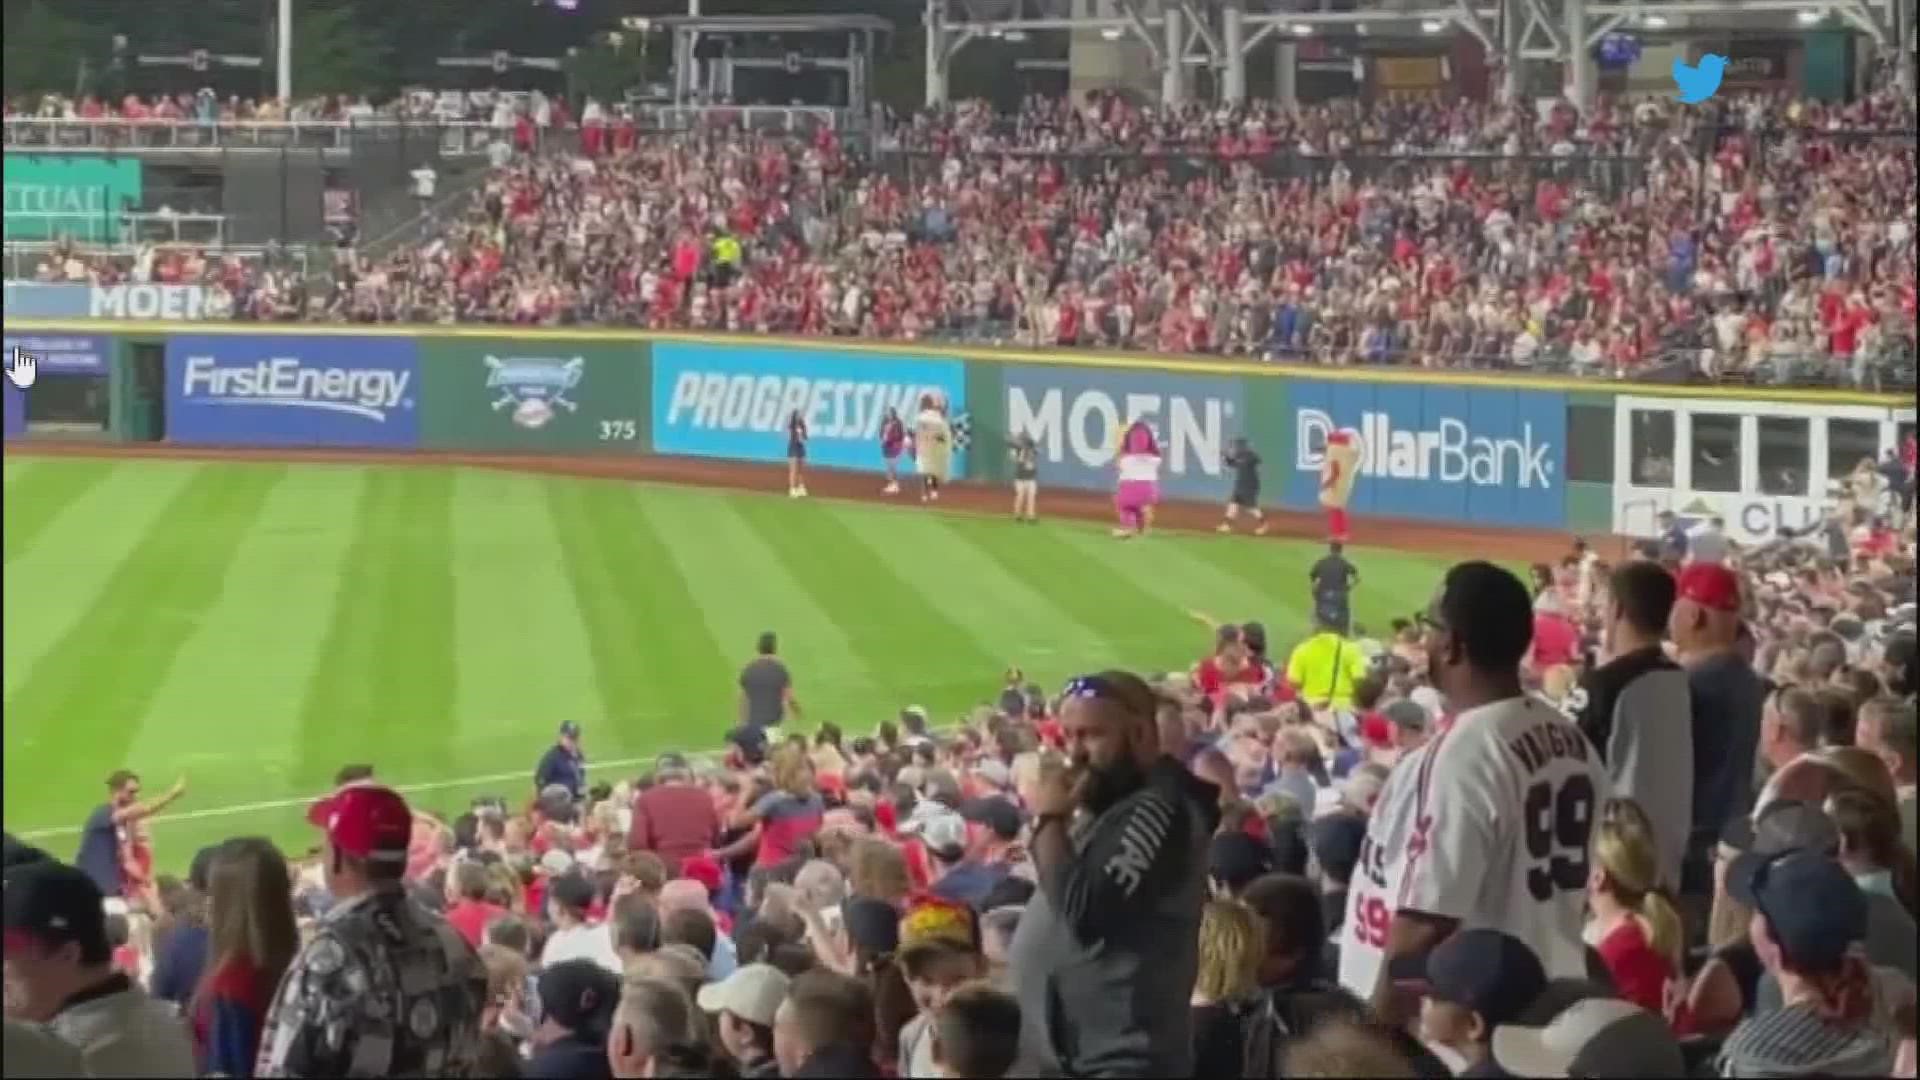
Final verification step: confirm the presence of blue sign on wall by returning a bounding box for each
[165,335,420,448]
[3,381,21,439]
[3,282,213,320]
[652,343,967,474]
[3,333,109,375]
[1280,382,1567,529]
[1002,364,1246,499]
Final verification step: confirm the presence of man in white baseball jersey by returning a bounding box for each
[1338,561,1610,1024]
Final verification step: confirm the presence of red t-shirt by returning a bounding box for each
[1595,918,1673,1015]
[1531,612,1580,669]
[1195,656,1269,708]
[445,899,509,949]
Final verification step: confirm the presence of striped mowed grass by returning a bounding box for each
[2,456,1455,862]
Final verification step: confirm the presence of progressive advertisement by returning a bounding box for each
[3,156,143,242]
[652,342,966,474]
[420,338,649,453]
[1280,381,1567,529]
[1000,364,1247,499]
[165,334,419,448]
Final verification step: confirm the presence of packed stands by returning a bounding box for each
[9,82,1915,389]
[6,508,1917,1078]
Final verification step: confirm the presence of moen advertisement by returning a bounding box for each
[652,342,966,474]
[2,282,215,320]
[2,333,109,375]
[1281,381,1567,529]
[165,335,420,448]
[1001,365,1245,499]
[420,339,649,453]
[3,155,143,242]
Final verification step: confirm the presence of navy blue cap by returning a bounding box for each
[1208,831,1275,895]
[558,721,581,738]
[1309,813,1367,884]
[1727,849,1867,973]
[1426,929,1548,1027]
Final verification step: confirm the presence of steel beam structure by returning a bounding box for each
[924,0,1915,107]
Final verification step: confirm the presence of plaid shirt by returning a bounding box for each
[255,885,486,1078]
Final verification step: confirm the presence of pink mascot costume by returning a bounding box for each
[1112,421,1163,538]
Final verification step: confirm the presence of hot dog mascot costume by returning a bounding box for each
[1319,429,1358,542]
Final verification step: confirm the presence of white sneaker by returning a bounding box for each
[883,482,899,495]
[929,490,939,501]
[796,485,808,498]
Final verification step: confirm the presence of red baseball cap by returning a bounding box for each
[307,783,411,863]
[1676,563,1742,613]
[1359,713,1394,750]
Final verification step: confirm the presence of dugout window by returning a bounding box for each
[1691,413,1742,493]
[1826,418,1880,492]
[1757,417,1811,496]
[23,374,109,432]
[1566,403,1613,484]
[1628,409,1675,487]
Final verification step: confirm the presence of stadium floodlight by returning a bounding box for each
[1419,19,1444,33]
[1795,9,1821,21]
[1642,13,1669,27]
[1100,26,1123,40]
[1291,23,1313,35]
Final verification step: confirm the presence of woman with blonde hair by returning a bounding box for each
[1586,798,1684,1015]
[848,838,913,908]
[730,742,823,870]
[191,837,299,1078]
[1190,897,1270,1076]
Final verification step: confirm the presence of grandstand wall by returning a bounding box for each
[6,318,1909,543]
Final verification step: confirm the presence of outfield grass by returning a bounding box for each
[3,457,1456,864]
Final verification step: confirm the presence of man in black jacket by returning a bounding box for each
[1008,669,1220,1077]
[1569,561,1693,891]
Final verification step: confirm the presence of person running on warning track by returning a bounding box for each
[1218,436,1267,535]
[914,395,953,503]
[786,409,809,499]
[880,408,907,496]
[1112,420,1163,539]
[1010,433,1040,523]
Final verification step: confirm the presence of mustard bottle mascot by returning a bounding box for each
[1320,429,1359,542]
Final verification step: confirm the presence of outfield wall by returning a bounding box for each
[6,318,1911,538]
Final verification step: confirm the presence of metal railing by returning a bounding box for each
[1,116,503,157]
[621,104,842,136]
[4,210,229,248]
[1,241,310,281]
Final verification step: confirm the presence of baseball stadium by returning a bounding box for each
[2,0,1916,1077]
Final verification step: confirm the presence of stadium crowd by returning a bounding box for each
[4,472,1916,1078]
[9,85,1916,385]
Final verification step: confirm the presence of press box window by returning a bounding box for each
[1756,417,1810,496]
[1691,413,1742,493]
[1566,403,1613,484]
[1628,409,1675,487]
